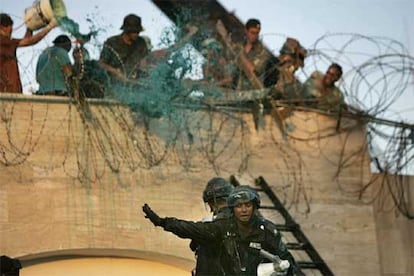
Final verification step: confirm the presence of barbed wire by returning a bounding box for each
[1,29,414,218]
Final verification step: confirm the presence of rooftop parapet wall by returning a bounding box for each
[0,93,384,274]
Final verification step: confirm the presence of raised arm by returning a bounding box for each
[18,19,57,47]
[142,203,222,243]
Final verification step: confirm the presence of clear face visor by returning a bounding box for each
[228,190,254,206]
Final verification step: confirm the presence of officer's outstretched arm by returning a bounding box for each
[142,203,165,227]
[142,203,224,244]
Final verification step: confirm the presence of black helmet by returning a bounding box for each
[121,14,143,33]
[203,177,234,203]
[227,185,260,208]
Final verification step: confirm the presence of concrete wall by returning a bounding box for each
[373,175,414,276]
[0,94,412,275]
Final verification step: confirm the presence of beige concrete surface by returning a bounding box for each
[0,94,412,275]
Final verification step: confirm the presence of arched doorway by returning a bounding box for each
[21,257,189,276]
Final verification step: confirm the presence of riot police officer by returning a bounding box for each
[202,177,234,219]
[143,185,299,275]
[191,177,234,276]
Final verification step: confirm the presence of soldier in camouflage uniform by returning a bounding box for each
[234,19,272,91]
[99,14,149,88]
[270,37,307,102]
[200,39,236,89]
[302,63,347,112]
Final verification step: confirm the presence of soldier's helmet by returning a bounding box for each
[227,185,260,208]
[203,177,234,203]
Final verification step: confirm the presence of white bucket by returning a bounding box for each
[24,0,67,30]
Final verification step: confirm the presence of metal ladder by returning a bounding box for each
[254,176,334,276]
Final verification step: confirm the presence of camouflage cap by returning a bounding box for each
[279,37,307,67]
[121,14,143,33]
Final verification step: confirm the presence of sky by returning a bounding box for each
[6,1,413,52]
[3,0,414,172]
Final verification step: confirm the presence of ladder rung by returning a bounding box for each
[255,176,334,275]
[273,224,299,231]
[297,261,319,269]
[286,242,308,250]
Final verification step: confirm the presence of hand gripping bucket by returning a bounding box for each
[24,0,67,30]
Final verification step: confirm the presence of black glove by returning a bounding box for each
[142,203,164,227]
[189,239,199,252]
